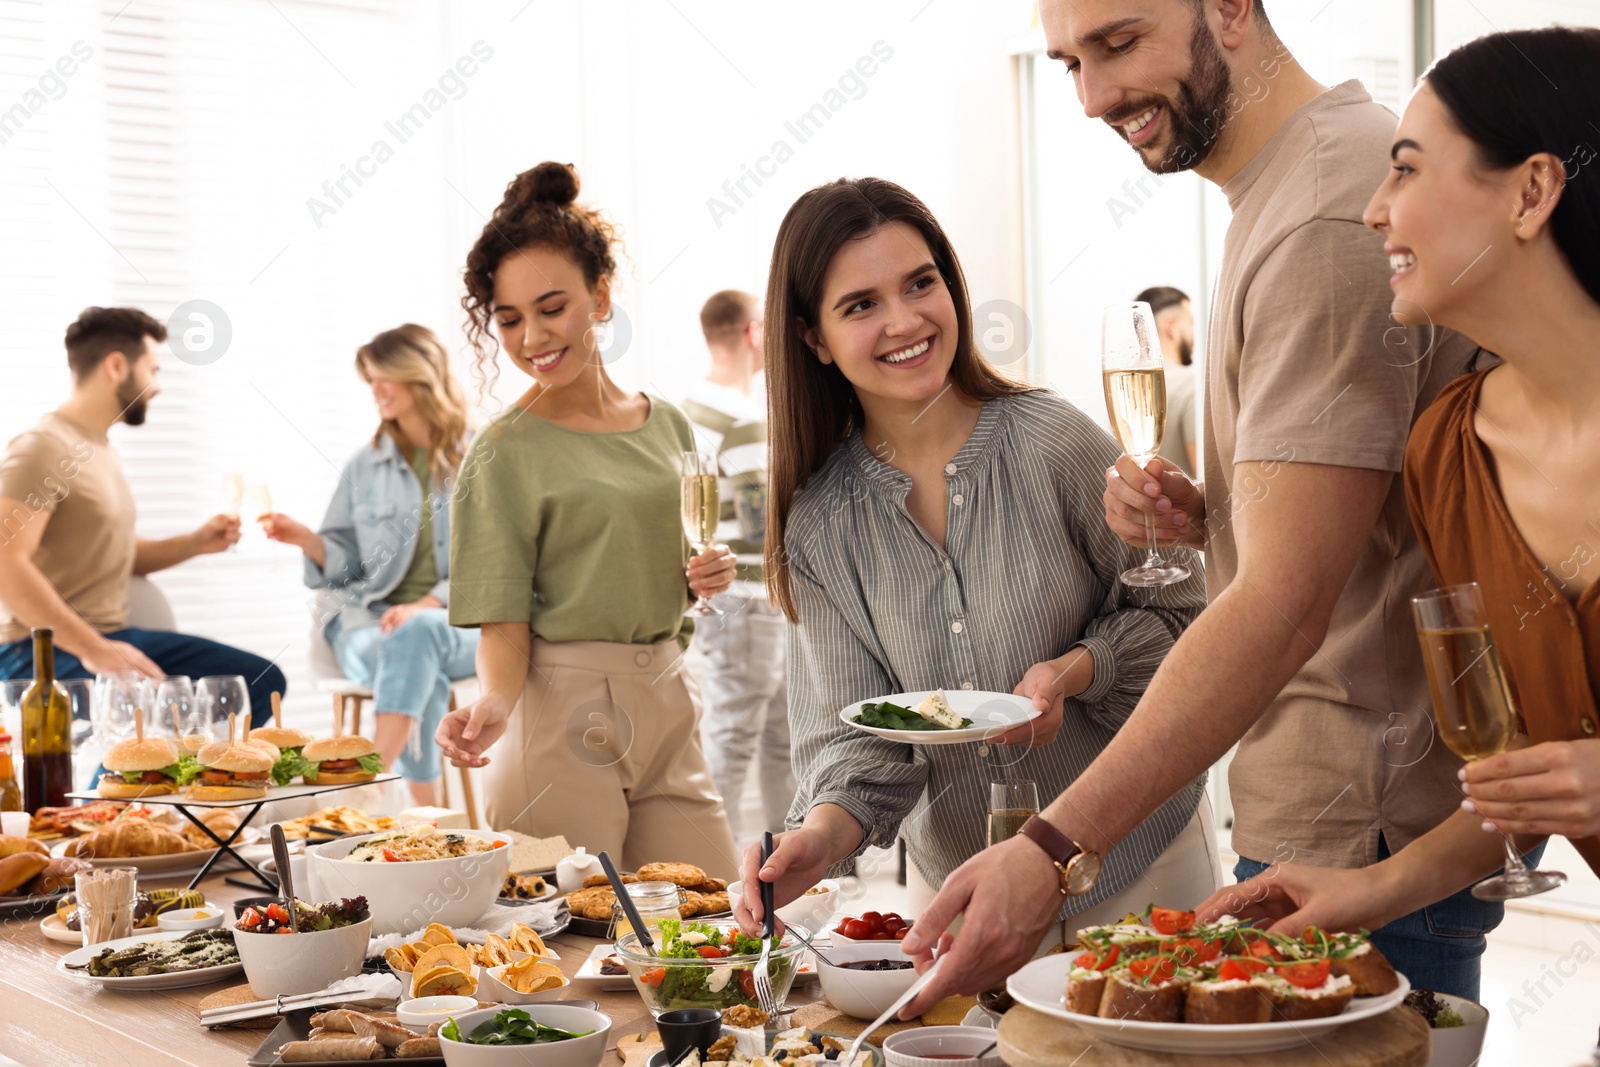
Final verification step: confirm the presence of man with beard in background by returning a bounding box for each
[0,307,285,726]
[891,0,1495,1007]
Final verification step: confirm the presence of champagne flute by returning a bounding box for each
[1412,583,1565,900]
[681,451,723,618]
[1102,302,1190,587]
[243,485,272,535]
[987,779,1040,847]
[221,473,245,518]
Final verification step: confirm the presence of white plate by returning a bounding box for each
[56,929,243,990]
[52,828,261,874]
[839,691,1039,746]
[1005,954,1412,1055]
[571,942,636,991]
[38,912,82,945]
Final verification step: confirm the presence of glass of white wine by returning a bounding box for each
[681,451,723,618]
[1101,302,1190,587]
[1412,583,1565,901]
[987,778,1040,847]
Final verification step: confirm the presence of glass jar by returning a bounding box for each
[612,880,684,940]
[0,732,21,812]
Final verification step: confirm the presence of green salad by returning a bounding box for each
[852,700,973,732]
[632,919,791,1011]
[442,1008,594,1045]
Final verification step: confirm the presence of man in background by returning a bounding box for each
[1136,285,1198,475]
[0,306,285,725]
[681,290,793,847]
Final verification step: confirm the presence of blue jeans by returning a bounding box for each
[1234,834,1547,1001]
[329,610,478,783]
[0,627,285,728]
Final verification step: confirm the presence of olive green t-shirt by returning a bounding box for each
[448,397,695,645]
[389,447,440,605]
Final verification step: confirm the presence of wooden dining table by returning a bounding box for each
[0,865,852,1067]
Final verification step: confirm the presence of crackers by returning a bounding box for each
[564,861,733,925]
[381,920,554,998]
[636,861,707,887]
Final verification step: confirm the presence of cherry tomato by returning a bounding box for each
[1073,944,1120,972]
[696,946,724,959]
[1246,940,1283,963]
[737,970,757,1000]
[1148,907,1196,936]
[841,920,872,940]
[265,902,289,923]
[1126,955,1177,984]
[640,967,666,988]
[382,847,407,863]
[1279,959,1333,990]
[1217,958,1267,982]
[861,911,883,930]
[882,917,906,935]
[835,923,850,936]
[892,928,909,940]
[239,908,261,928]
[1161,937,1220,965]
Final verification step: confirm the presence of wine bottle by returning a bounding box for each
[21,627,73,812]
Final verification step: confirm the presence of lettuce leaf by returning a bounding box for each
[271,750,313,786]
[356,752,385,774]
[164,755,203,786]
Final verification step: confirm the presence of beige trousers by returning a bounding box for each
[483,637,739,876]
[907,793,1222,954]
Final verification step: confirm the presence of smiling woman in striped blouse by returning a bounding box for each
[733,177,1218,941]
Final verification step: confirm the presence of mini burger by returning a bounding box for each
[187,740,273,801]
[299,735,384,785]
[98,736,200,798]
[247,726,315,786]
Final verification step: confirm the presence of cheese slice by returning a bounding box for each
[915,688,963,729]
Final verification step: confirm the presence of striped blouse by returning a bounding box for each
[785,390,1207,909]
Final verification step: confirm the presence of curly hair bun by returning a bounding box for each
[508,161,579,208]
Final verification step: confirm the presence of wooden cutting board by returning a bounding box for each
[996,1004,1430,1066]
[195,984,280,1029]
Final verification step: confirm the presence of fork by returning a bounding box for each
[752,831,779,1018]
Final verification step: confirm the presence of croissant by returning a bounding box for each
[182,810,240,849]
[65,819,193,858]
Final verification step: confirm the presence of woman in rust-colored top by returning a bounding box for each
[1197,26,1600,935]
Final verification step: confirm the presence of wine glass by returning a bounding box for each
[221,473,245,518]
[680,451,723,618]
[92,671,147,746]
[1101,302,1191,587]
[244,485,272,537]
[196,675,251,737]
[1411,583,1565,900]
[987,779,1040,847]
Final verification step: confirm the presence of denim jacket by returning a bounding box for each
[305,432,454,636]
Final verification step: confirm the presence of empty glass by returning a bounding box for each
[196,675,251,736]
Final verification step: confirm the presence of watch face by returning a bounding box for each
[1064,851,1102,896]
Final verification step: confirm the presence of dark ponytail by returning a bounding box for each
[1426,27,1600,307]
[461,161,621,395]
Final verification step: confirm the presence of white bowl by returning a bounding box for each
[440,1004,610,1067]
[231,917,373,998]
[483,962,572,1004]
[817,943,922,1021]
[830,913,916,950]
[309,829,512,936]
[883,1027,1003,1067]
[156,905,225,932]
[398,995,479,1031]
[729,878,841,932]
[1423,994,1489,1067]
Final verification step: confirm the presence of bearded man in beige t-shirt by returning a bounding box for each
[896,0,1501,1011]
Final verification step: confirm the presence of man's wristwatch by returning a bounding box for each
[1018,814,1103,897]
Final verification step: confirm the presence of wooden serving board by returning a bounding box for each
[996,1003,1430,1067]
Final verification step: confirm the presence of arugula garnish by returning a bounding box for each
[853,701,973,732]
[443,1008,593,1046]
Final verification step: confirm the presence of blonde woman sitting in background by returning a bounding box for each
[265,324,479,806]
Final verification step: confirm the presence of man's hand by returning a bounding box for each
[435,692,512,768]
[79,639,165,679]
[897,834,1062,1017]
[1462,739,1600,839]
[190,514,241,555]
[1103,455,1204,550]
[733,827,838,936]
[380,596,442,634]
[687,544,737,600]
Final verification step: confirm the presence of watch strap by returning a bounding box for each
[1019,814,1080,865]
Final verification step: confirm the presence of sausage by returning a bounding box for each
[395,1035,442,1058]
[277,1037,383,1060]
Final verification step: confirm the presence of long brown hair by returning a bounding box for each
[356,324,470,484]
[764,177,1038,621]
[460,161,621,398]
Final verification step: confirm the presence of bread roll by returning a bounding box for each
[24,857,92,896]
[65,819,192,858]
[0,834,48,859]
[0,851,51,895]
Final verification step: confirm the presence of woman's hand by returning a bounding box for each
[1194,862,1402,935]
[995,648,1094,747]
[435,691,513,768]
[1103,455,1204,550]
[380,595,442,634]
[261,512,314,548]
[1461,739,1600,839]
[687,544,737,600]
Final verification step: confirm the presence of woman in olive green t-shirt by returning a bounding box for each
[437,161,739,874]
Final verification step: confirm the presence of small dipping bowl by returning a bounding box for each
[398,995,481,1031]
[156,906,225,932]
[655,1008,723,1061]
[883,1027,1004,1067]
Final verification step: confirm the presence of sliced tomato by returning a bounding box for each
[737,970,757,999]
[1246,940,1283,962]
[320,759,360,771]
[138,771,171,784]
[1217,958,1268,982]
[200,770,233,783]
[696,945,725,959]
[491,840,507,848]
[265,902,289,923]
[640,967,666,988]
[1126,955,1177,984]
[382,847,407,863]
[239,908,262,928]
[1148,907,1196,935]
[275,927,294,934]
[1279,959,1332,989]
[1303,928,1322,945]
[1073,944,1120,972]
[1160,937,1219,966]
